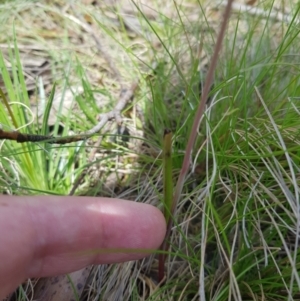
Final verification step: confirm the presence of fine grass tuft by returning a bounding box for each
[0,0,300,300]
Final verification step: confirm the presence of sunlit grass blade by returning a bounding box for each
[41,82,56,136]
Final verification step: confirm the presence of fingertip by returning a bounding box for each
[2,196,167,278]
[92,200,167,263]
[138,203,167,249]
[97,199,167,251]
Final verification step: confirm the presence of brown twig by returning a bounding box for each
[86,82,138,135]
[0,82,138,144]
[67,82,138,194]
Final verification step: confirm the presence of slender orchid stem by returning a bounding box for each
[160,0,235,279]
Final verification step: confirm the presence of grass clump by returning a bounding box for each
[0,0,299,300]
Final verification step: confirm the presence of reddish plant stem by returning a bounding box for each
[159,0,234,281]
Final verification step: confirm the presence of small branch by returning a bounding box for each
[85,82,138,135]
[0,83,138,144]
[67,82,138,194]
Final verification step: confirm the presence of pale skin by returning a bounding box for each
[0,196,166,299]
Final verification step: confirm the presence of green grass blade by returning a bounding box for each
[41,82,56,136]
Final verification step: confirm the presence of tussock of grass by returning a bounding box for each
[0,0,300,300]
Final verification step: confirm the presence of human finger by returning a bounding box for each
[0,196,166,298]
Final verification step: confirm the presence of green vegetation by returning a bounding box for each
[0,0,299,300]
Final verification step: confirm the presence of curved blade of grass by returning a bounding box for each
[41,82,56,136]
[39,82,56,186]
[0,52,18,129]
[0,47,33,171]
